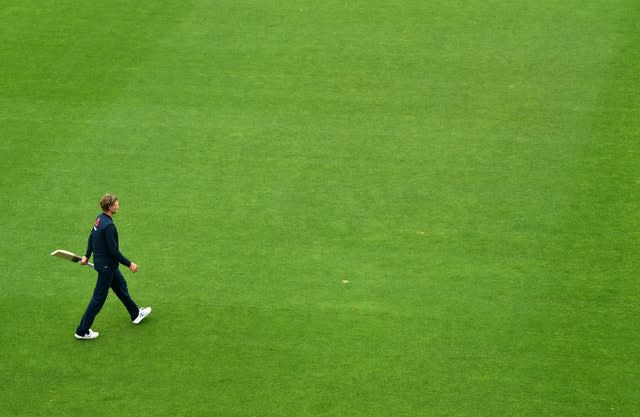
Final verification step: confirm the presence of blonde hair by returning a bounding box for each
[99,194,118,212]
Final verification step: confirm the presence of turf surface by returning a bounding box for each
[1,1,639,416]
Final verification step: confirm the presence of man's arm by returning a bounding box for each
[80,228,94,265]
[84,228,93,258]
[104,225,138,272]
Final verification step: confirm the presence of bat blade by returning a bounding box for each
[51,249,94,267]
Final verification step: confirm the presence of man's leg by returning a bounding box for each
[110,268,140,321]
[76,268,113,335]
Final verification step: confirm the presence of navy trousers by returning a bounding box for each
[76,265,139,335]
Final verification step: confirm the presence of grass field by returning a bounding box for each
[1,1,639,416]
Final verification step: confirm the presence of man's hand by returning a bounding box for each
[129,262,139,273]
[80,256,89,265]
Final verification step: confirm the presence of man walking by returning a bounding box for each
[75,194,151,340]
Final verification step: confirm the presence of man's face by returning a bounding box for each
[109,200,120,215]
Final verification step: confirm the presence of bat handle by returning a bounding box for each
[87,262,94,268]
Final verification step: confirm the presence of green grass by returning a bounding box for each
[1,1,639,416]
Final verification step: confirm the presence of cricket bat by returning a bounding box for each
[51,249,94,268]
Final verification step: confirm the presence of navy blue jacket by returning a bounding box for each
[84,212,131,270]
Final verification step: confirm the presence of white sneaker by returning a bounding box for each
[132,307,152,324]
[75,329,100,340]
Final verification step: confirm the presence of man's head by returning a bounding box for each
[100,194,120,215]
